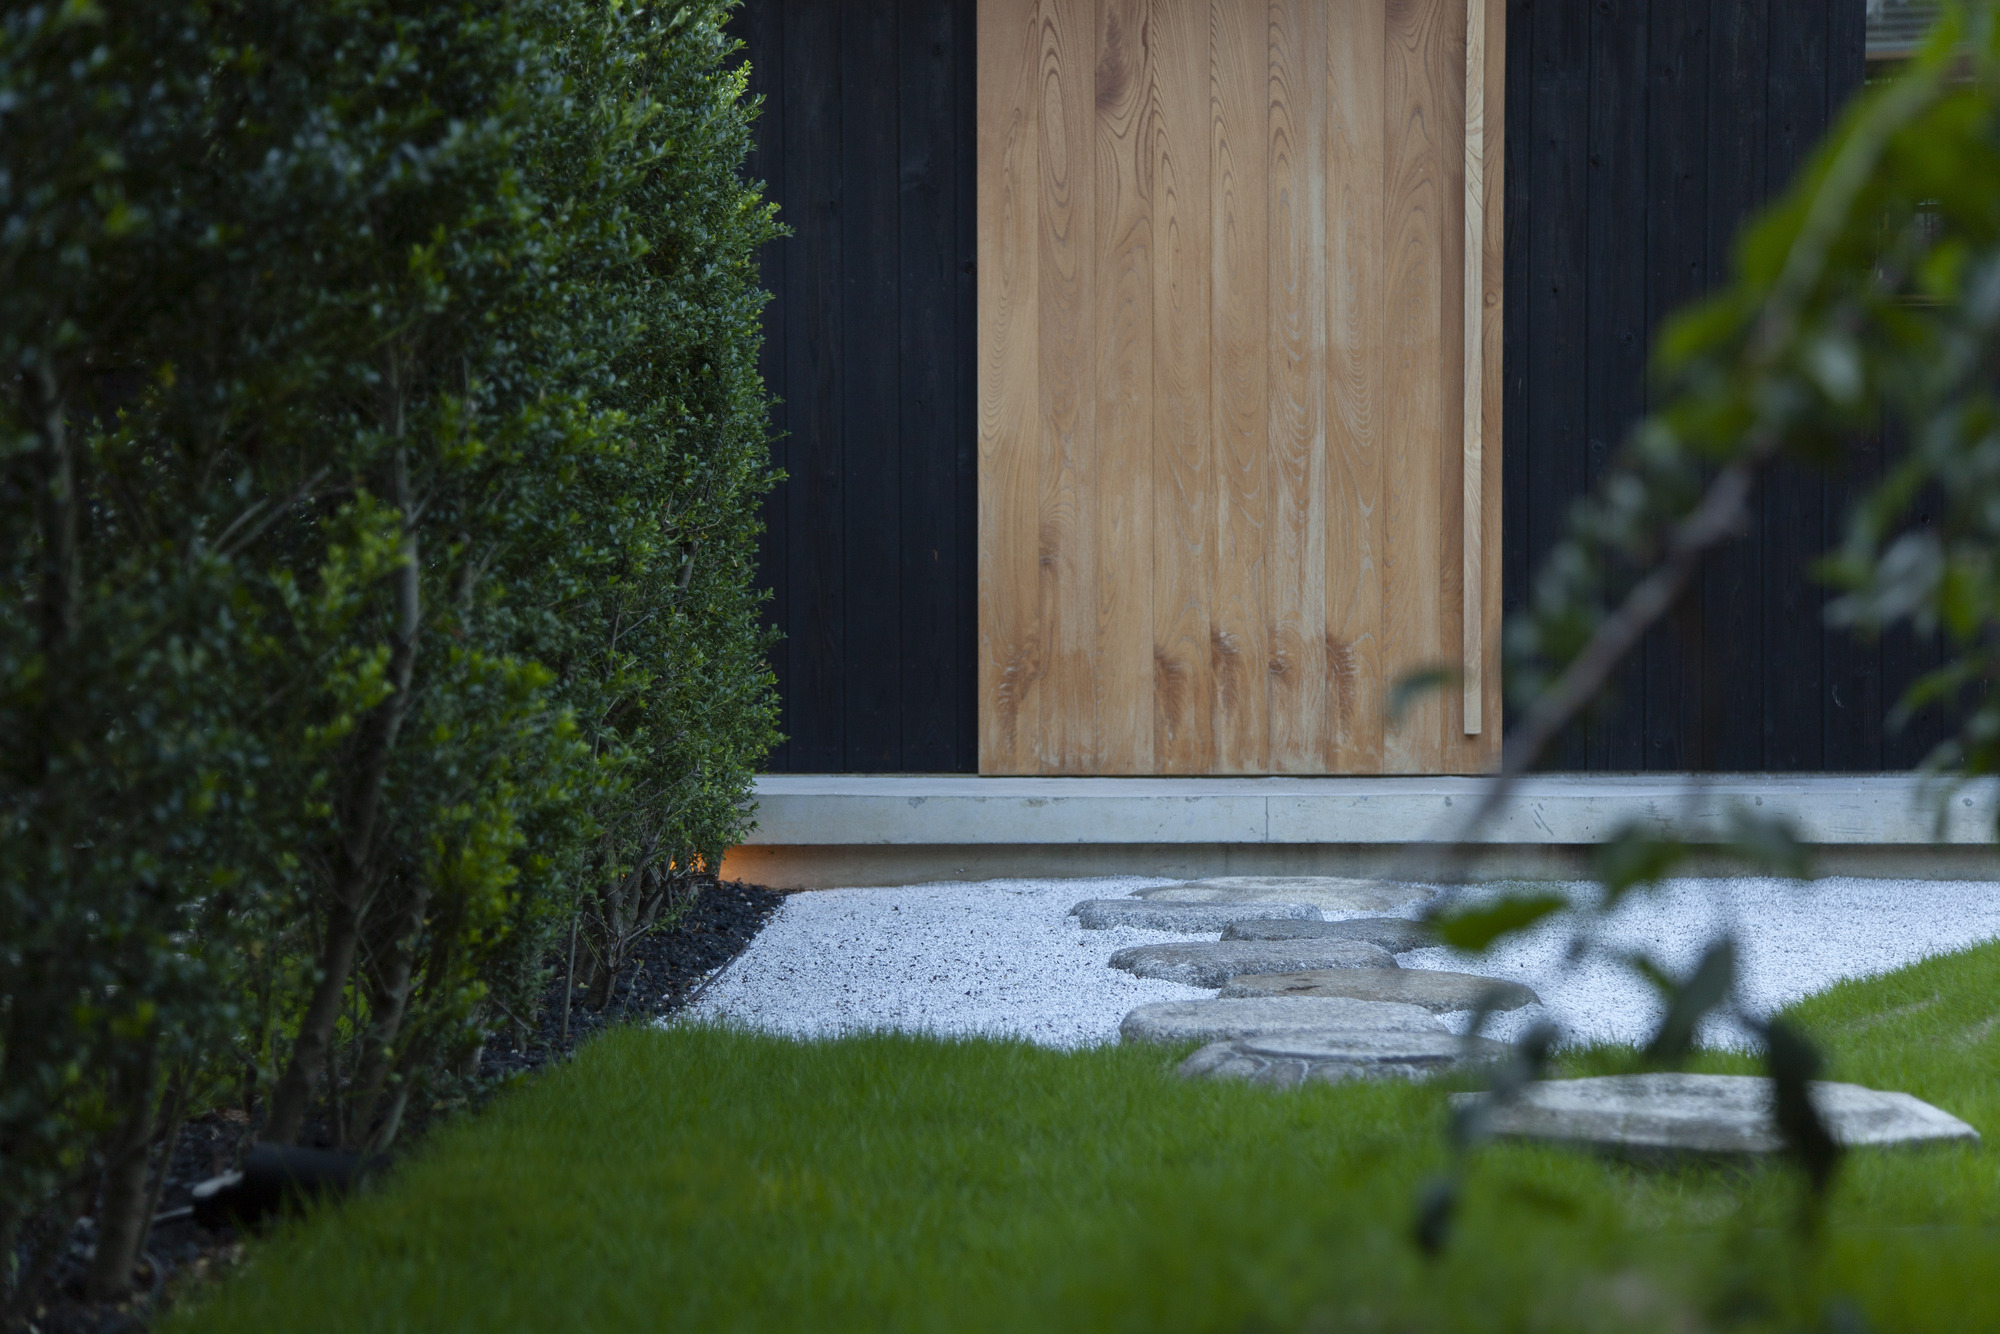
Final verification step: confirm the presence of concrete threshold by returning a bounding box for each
[719,773,2000,890]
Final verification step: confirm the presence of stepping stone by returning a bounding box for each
[1221,916,1434,951]
[1121,996,1443,1045]
[1070,899,1321,932]
[1132,876,1433,915]
[1220,967,1540,1013]
[1180,1032,1513,1088]
[1109,939,1395,988]
[1453,1073,1981,1156]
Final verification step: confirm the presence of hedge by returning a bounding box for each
[0,0,778,1302]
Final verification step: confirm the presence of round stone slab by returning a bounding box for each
[1108,938,1395,988]
[1121,996,1443,1045]
[1180,1032,1513,1088]
[1220,967,1540,1013]
[1070,899,1321,932]
[1221,916,1434,951]
[1132,876,1433,915]
[1453,1073,1981,1155]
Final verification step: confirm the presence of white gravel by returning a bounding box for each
[1422,876,2000,1049]
[686,877,1204,1047]
[686,875,2000,1051]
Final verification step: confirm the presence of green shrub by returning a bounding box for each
[0,0,776,1302]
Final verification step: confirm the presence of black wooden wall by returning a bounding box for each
[735,0,979,773]
[1502,0,1947,772]
[740,0,1944,775]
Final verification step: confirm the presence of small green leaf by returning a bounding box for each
[1591,821,1687,906]
[1762,1017,1843,1198]
[1640,939,1736,1068]
[1725,806,1811,880]
[1411,1176,1458,1257]
[1430,893,1568,953]
[1387,665,1457,725]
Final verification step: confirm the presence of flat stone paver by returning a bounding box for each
[1454,1073,1981,1155]
[1121,996,1442,1044]
[1132,876,1434,915]
[1221,916,1434,951]
[1109,938,1395,988]
[1220,967,1540,1013]
[1070,899,1320,932]
[1179,1032,1512,1087]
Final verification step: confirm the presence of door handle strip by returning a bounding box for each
[1462,0,1486,736]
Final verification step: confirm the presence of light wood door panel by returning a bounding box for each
[978,0,1503,775]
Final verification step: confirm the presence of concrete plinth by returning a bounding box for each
[719,774,2000,890]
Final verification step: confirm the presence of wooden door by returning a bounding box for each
[977,0,1502,775]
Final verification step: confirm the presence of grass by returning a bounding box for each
[173,942,2000,1334]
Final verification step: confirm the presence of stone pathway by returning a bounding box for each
[1219,967,1539,1012]
[1456,1073,1979,1155]
[1132,876,1430,915]
[1084,878,1977,1147]
[1070,898,1319,932]
[1110,938,1397,987]
[1220,917,1434,950]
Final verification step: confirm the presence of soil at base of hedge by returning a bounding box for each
[10,880,786,1334]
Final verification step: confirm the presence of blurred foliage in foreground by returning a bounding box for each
[1428,0,2000,1267]
[0,0,779,1303]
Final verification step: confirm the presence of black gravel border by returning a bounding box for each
[483,878,786,1077]
[12,879,787,1334]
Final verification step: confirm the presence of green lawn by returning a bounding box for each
[174,944,2000,1333]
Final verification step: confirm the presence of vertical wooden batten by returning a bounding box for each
[1461,0,1486,735]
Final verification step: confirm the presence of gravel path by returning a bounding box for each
[1422,876,2000,1048]
[687,875,2000,1050]
[686,877,1203,1046]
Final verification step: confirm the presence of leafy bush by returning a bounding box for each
[0,0,776,1302]
[1424,0,2000,1260]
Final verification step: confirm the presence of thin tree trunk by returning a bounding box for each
[584,838,661,1007]
[370,1081,413,1153]
[33,360,78,674]
[348,879,432,1142]
[84,1058,158,1301]
[560,912,579,1042]
[267,442,422,1144]
[134,1074,188,1271]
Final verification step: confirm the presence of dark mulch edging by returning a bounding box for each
[482,878,785,1078]
[11,879,786,1334]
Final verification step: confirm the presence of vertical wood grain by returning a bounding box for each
[1036,0,1099,770]
[901,0,968,770]
[1445,0,1505,772]
[1583,0,1649,769]
[784,0,846,772]
[1324,0,1387,771]
[1382,0,1448,773]
[1210,0,1270,772]
[1523,0,1590,770]
[1640,0,1710,771]
[1701,0,1768,770]
[1266,0,1330,771]
[843,0,903,768]
[1149,0,1217,771]
[1094,0,1156,771]
[1479,0,1504,767]
[1460,0,1485,736]
[977,0,1504,776]
[978,0,1044,772]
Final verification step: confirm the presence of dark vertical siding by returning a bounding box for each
[745,0,1923,775]
[1503,0,1933,773]
[1640,0,1711,772]
[736,0,978,772]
